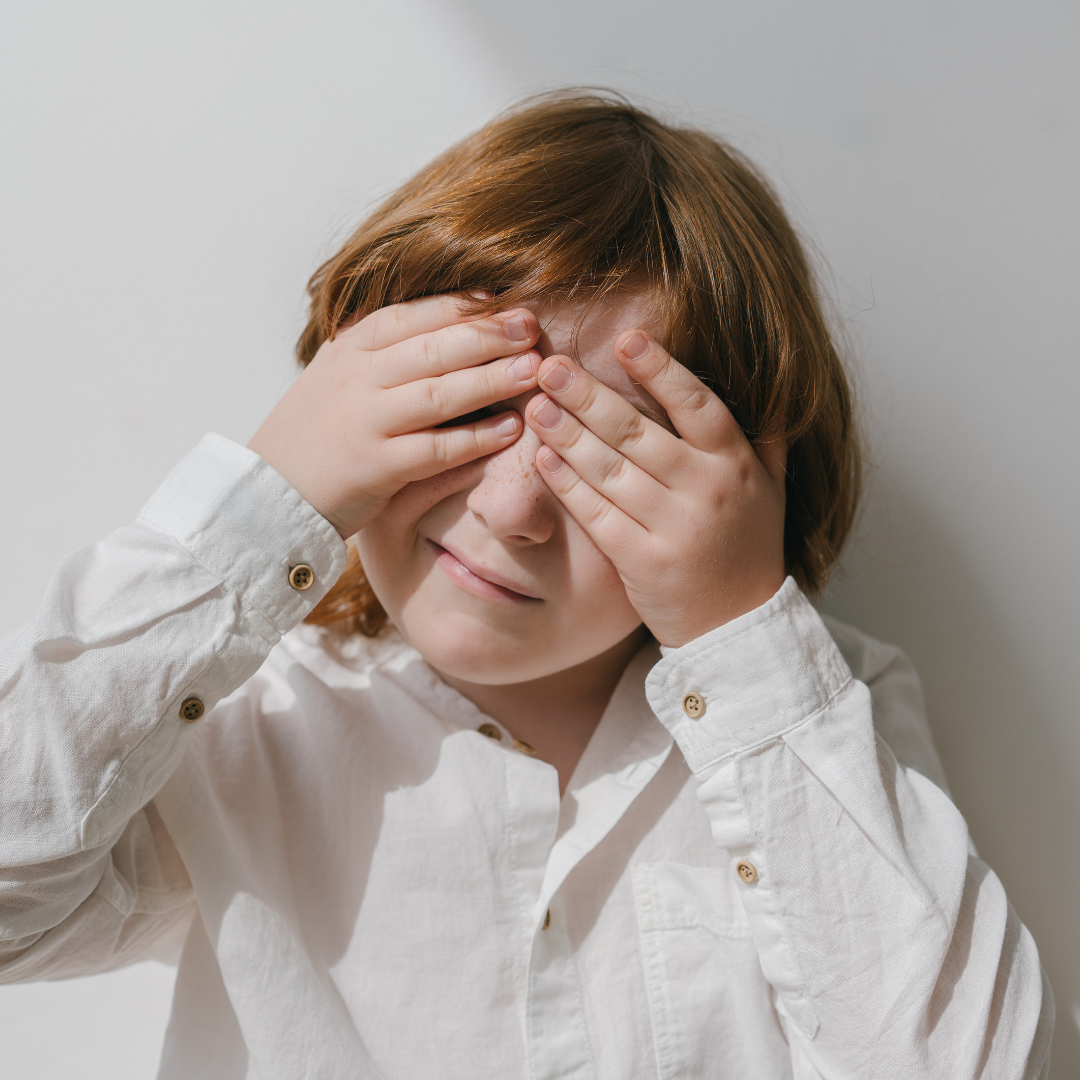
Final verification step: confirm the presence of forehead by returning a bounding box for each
[532,294,669,424]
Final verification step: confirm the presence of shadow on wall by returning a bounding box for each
[820,476,1080,1078]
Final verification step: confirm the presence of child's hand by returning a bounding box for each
[249,296,542,538]
[524,331,787,648]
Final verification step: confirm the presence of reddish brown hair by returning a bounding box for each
[303,90,860,636]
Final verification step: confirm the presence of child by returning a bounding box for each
[0,91,1052,1078]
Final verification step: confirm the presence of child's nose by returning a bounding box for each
[465,423,558,545]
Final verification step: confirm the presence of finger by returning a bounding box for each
[535,444,650,556]
[347,295,478,352]
[614,331,742,454]
[524,392,665,524]
[378,309,541,386]
[386,410,524,481]
[534,354,685,479]
[383,350,541,433]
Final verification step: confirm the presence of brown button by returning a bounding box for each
[477,722,502,741]
[682,692,705,718]
[542,909,551,930]
[736,860,758,884]
[180,697,205,722]
[513,737,537,757]
[288,564,315,591]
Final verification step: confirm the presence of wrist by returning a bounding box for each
[247,434,352,539]
[646,577,851,773]
[651,571,788,649]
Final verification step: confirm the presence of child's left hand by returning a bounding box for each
[525,330,788,648]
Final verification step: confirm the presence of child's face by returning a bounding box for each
[357,294,667,685]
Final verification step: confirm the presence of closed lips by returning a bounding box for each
[427,541,542,601]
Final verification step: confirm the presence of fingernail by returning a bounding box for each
[540,361,572,393]
[504,313,530,342]
[495,413,519,438]
[620,332,648,359]
[508,352,538,383]
[532,398,563,429]
[538,446,564,472]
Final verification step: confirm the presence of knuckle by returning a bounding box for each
[559,470,581,495]
[596,452,627,488]
[464,317,497,353]
[563,419,585,445]
[549,416,582,448]
[430,430,454,468]
[673,380,710,415]
[382,306,406,339]
[484,362,508,395]
[422,377,449,416]
[584,498,611,530]
[613,412,646,449]
[420,334,443,371]
[577,379,601,411]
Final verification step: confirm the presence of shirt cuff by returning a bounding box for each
[644,577,853,774]
[136,433,348,637]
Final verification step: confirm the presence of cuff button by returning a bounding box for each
[180,697,205,722]
[289,564,315,591]
[682,692,705,718]
[736,860,758,884]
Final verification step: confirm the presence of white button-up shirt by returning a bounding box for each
[0,435,1052,1079]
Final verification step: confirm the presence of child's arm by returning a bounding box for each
[525,333,1052,1078]
[0,297,543,980]
[0,434,347,980]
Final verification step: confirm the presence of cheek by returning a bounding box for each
[355,468,476,605]
[360,454,489,556]
[561,524,639,625]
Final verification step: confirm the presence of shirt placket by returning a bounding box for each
[512,658,674,1079]
[447,645,670,1080]
[500,748,586,1080]
[501,743,596,1080]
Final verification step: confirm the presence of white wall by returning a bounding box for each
[1,0,1077,1075]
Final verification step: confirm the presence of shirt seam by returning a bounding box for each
[246,460,338,548]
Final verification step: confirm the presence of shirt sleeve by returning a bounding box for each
[644,577,1053,1080]
[0,434,348,981]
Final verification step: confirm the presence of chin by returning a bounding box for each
[401,613,569,686]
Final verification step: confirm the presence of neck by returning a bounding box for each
[436,627,647,796]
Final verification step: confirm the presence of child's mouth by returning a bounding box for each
[426,540,542,603]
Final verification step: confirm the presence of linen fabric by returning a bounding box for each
[0,434,1052,1079]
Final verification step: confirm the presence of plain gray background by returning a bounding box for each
[1,0,1077,1075]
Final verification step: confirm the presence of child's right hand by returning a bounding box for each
[248,296,542,538]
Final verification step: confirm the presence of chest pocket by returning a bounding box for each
[632,863,791,1080]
